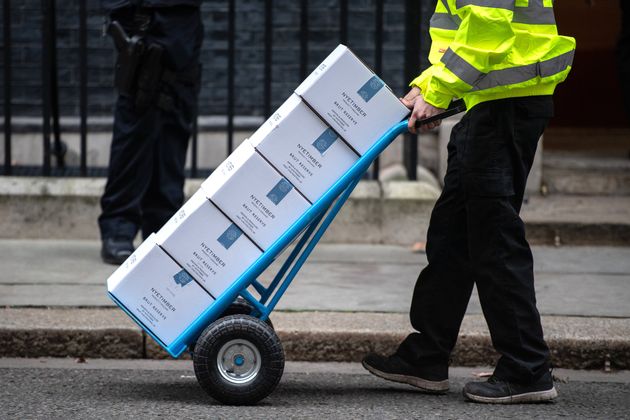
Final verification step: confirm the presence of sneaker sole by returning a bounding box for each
[463,387,558,404]
[361,361,449,394]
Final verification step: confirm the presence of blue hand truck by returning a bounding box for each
[109,102,465,405]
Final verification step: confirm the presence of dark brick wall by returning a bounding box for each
[1,0,435,118]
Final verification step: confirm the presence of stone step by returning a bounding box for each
[543,152,630,196]
[521,195,630,246]
[1,177,629,245]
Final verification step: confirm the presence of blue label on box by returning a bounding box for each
[217,223,243,250]
[357,76,384,103]
[266,178,293,205]
[173,269,193,287]
[311,128,338,155]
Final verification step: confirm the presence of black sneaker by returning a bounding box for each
[463,371,558,404]
[362,353,449,393]
[101,237,134,265]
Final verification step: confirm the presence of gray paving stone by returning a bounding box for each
[0,239,629,318]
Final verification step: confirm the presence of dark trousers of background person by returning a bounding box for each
[99,6,203,242]
[396,96,554,385]
[619,0,630,121]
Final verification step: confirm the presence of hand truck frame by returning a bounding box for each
[108,102,466,405]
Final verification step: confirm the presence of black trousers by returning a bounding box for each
[99,6,203,241]
[397,96,553,384]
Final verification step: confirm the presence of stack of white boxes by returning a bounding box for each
[107,45,410,348]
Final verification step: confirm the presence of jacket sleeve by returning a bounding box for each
[411,1,515,108]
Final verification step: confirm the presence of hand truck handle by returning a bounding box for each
[414,99,466,128]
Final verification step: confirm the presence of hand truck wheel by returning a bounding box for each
[193,314,284,405]
[221,297,274,329]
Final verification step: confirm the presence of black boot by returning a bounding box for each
[101,237,134,265]
[362,353,449,393]
[463,370,557,404]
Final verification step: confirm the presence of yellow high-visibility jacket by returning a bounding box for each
[411,0,576,111]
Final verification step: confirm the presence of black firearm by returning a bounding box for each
[108,21,145,97]
[108,20,165,113]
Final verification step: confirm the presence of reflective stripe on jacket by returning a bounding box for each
[411,0,576,110]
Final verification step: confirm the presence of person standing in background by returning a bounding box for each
[99,0,203,264]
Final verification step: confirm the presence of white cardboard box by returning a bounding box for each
[201,140,311,250]
[295,44,410,155]
[107,234,214,347]
[249,93,359,203]
[155,189,262,298]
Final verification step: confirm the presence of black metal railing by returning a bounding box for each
[1,0,426,180]
[3,0,11,176]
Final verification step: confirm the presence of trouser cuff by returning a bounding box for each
[99,217,138,241]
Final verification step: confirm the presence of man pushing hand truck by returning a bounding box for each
[363,0,575,404]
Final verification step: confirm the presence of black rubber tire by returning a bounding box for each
[193,314,284,405]
[221,298,274,329]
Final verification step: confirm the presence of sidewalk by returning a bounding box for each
[1,239,629,369]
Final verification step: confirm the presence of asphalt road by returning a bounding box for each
[1,359,629,419]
